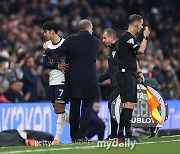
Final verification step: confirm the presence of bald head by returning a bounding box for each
[78,19,93,34]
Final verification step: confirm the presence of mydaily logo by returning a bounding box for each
[97,138,136,150]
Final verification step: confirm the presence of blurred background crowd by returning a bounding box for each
[0,0,179,103]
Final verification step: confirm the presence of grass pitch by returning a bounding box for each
[0,136,180,154]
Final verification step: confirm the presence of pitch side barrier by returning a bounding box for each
[0,100,179,142]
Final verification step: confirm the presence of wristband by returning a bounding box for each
[143,36,148,40]
[137,71,142,75]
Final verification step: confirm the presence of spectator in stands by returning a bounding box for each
[0,86,9,103]
[23,56,38,102]
[162,71,179,99]
[4,80,24,103]
[0,0,179,100]
[87,101,106,141]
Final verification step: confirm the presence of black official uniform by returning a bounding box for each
[115,31,140,103]
[98,41,119,137]
[46,30,100,141]
[99,41,119,89]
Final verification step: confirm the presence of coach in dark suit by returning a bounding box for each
[45,19,100,141]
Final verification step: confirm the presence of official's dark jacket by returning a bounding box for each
[98,41,119,88]
[46,30,100,98]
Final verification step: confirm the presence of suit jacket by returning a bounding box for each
[46,30,100,99]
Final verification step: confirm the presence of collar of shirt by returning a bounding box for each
[110,40,118,50]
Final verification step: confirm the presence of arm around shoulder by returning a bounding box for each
[45,37,70,58]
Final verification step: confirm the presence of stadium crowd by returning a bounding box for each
[0,0,180,103]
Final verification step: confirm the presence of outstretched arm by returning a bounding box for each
[45,38,69,59]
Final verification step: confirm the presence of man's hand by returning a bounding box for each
[43,43,48,50]
[137,72,145,83]
[143,27,150,38]
[24,92,31,102]
[58,63,69,71]
[102,118,107,124]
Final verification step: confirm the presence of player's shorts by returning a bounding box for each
[50,84,66,104]
[116,69,137,103]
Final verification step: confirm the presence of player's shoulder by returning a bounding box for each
[61,38,65,42]
[58,38,65,45]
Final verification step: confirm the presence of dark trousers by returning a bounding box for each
[108,87,119,136]
[69,98,94,141]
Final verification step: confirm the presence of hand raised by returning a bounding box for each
[143,27,150,38]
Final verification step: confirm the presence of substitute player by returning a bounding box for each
[42,21,69,144]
